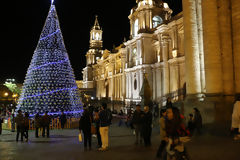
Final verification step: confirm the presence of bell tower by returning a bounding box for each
[90,15,103,49]
[86,15,103,66]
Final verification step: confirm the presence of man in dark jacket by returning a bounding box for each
[34,113,41,138]
[42,111,51,138]
[60,111,67,129]
[142,106,152,147]
[132,104,144,144]
[98,102,112,151]
[15,110,24,142]
[79,107,92,150]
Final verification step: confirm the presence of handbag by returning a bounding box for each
[78,133,83,142]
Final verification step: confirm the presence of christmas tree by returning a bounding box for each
[17,2,83,117]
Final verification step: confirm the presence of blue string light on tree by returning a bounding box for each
[17,0,83,117]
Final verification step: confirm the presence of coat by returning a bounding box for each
[15,114,24,127]
[79,111,91,133]
[42,114,51,127]
[232,101,240,132]
[34,115,42,128]
[132,110,144,125]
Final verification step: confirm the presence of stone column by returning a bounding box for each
[161,35,170,97]
[183,0,202,95]
[182,0,201,97]
[232,0,240,94]
[156,66,162,100]
[202,0,223,94]
[196,0,206,93]
[152,67,156,100]
[217,0,234,96]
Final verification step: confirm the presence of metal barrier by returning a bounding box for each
[3,118,80,130]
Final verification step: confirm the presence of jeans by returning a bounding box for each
[100,126,109,149]
[133,124,142,144]
[16,126,24,141]
[42,126,49,137]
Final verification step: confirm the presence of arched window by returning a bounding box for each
[152,16,163,28]
[134,19,139,37]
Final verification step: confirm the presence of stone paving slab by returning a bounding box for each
[0,120,240,160]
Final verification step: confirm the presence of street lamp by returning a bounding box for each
[4,92,9,97]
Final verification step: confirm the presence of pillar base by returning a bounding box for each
[183,94,234,136]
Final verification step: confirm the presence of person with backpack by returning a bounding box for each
[98,102,112,151]
[15,110,24,142]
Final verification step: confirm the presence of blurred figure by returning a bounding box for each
[187,114,194,136]
[23,112,29,142]
[60,111,67,129]
[34,113,41,138]
[166,97,173,109]
[93,107,102,148]
[98,102,112,151]
[0,110,3,135]
[231,96,240,140]
[156,108,167,159]
[10,112,15,132]
[42,111,51,138]
[193,108,202,135]
[79,107,92,150]
[132,104,144,145]
[142,106,152,147]
[15,110,24,142]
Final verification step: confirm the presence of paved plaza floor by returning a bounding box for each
[0,119,240,160]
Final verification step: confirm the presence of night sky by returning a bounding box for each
[0,0,182,83]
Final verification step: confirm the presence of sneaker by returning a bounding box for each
[98,147,108,151]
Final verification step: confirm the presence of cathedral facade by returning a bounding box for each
[82,1,185,107]
[82,0,240,126]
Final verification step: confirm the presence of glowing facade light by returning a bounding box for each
[4,92,9,97]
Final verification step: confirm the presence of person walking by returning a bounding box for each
[132,104,144,145]
[192,107,202,135]
[142,106,152,147]
[23,112,29,142]
[34,113,41,138]
[231,96,240,140]
[15,110,24,142]
[79,107,92,150]
[93,108,102,148]
[60,111,67,129]
[156,108,167,159]
[98,102,112,151]
[42,111,51,138]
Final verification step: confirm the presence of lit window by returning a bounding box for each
[152,16,163,28]
[96,33,100,40]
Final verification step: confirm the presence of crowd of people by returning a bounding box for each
[0,96,240,159]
